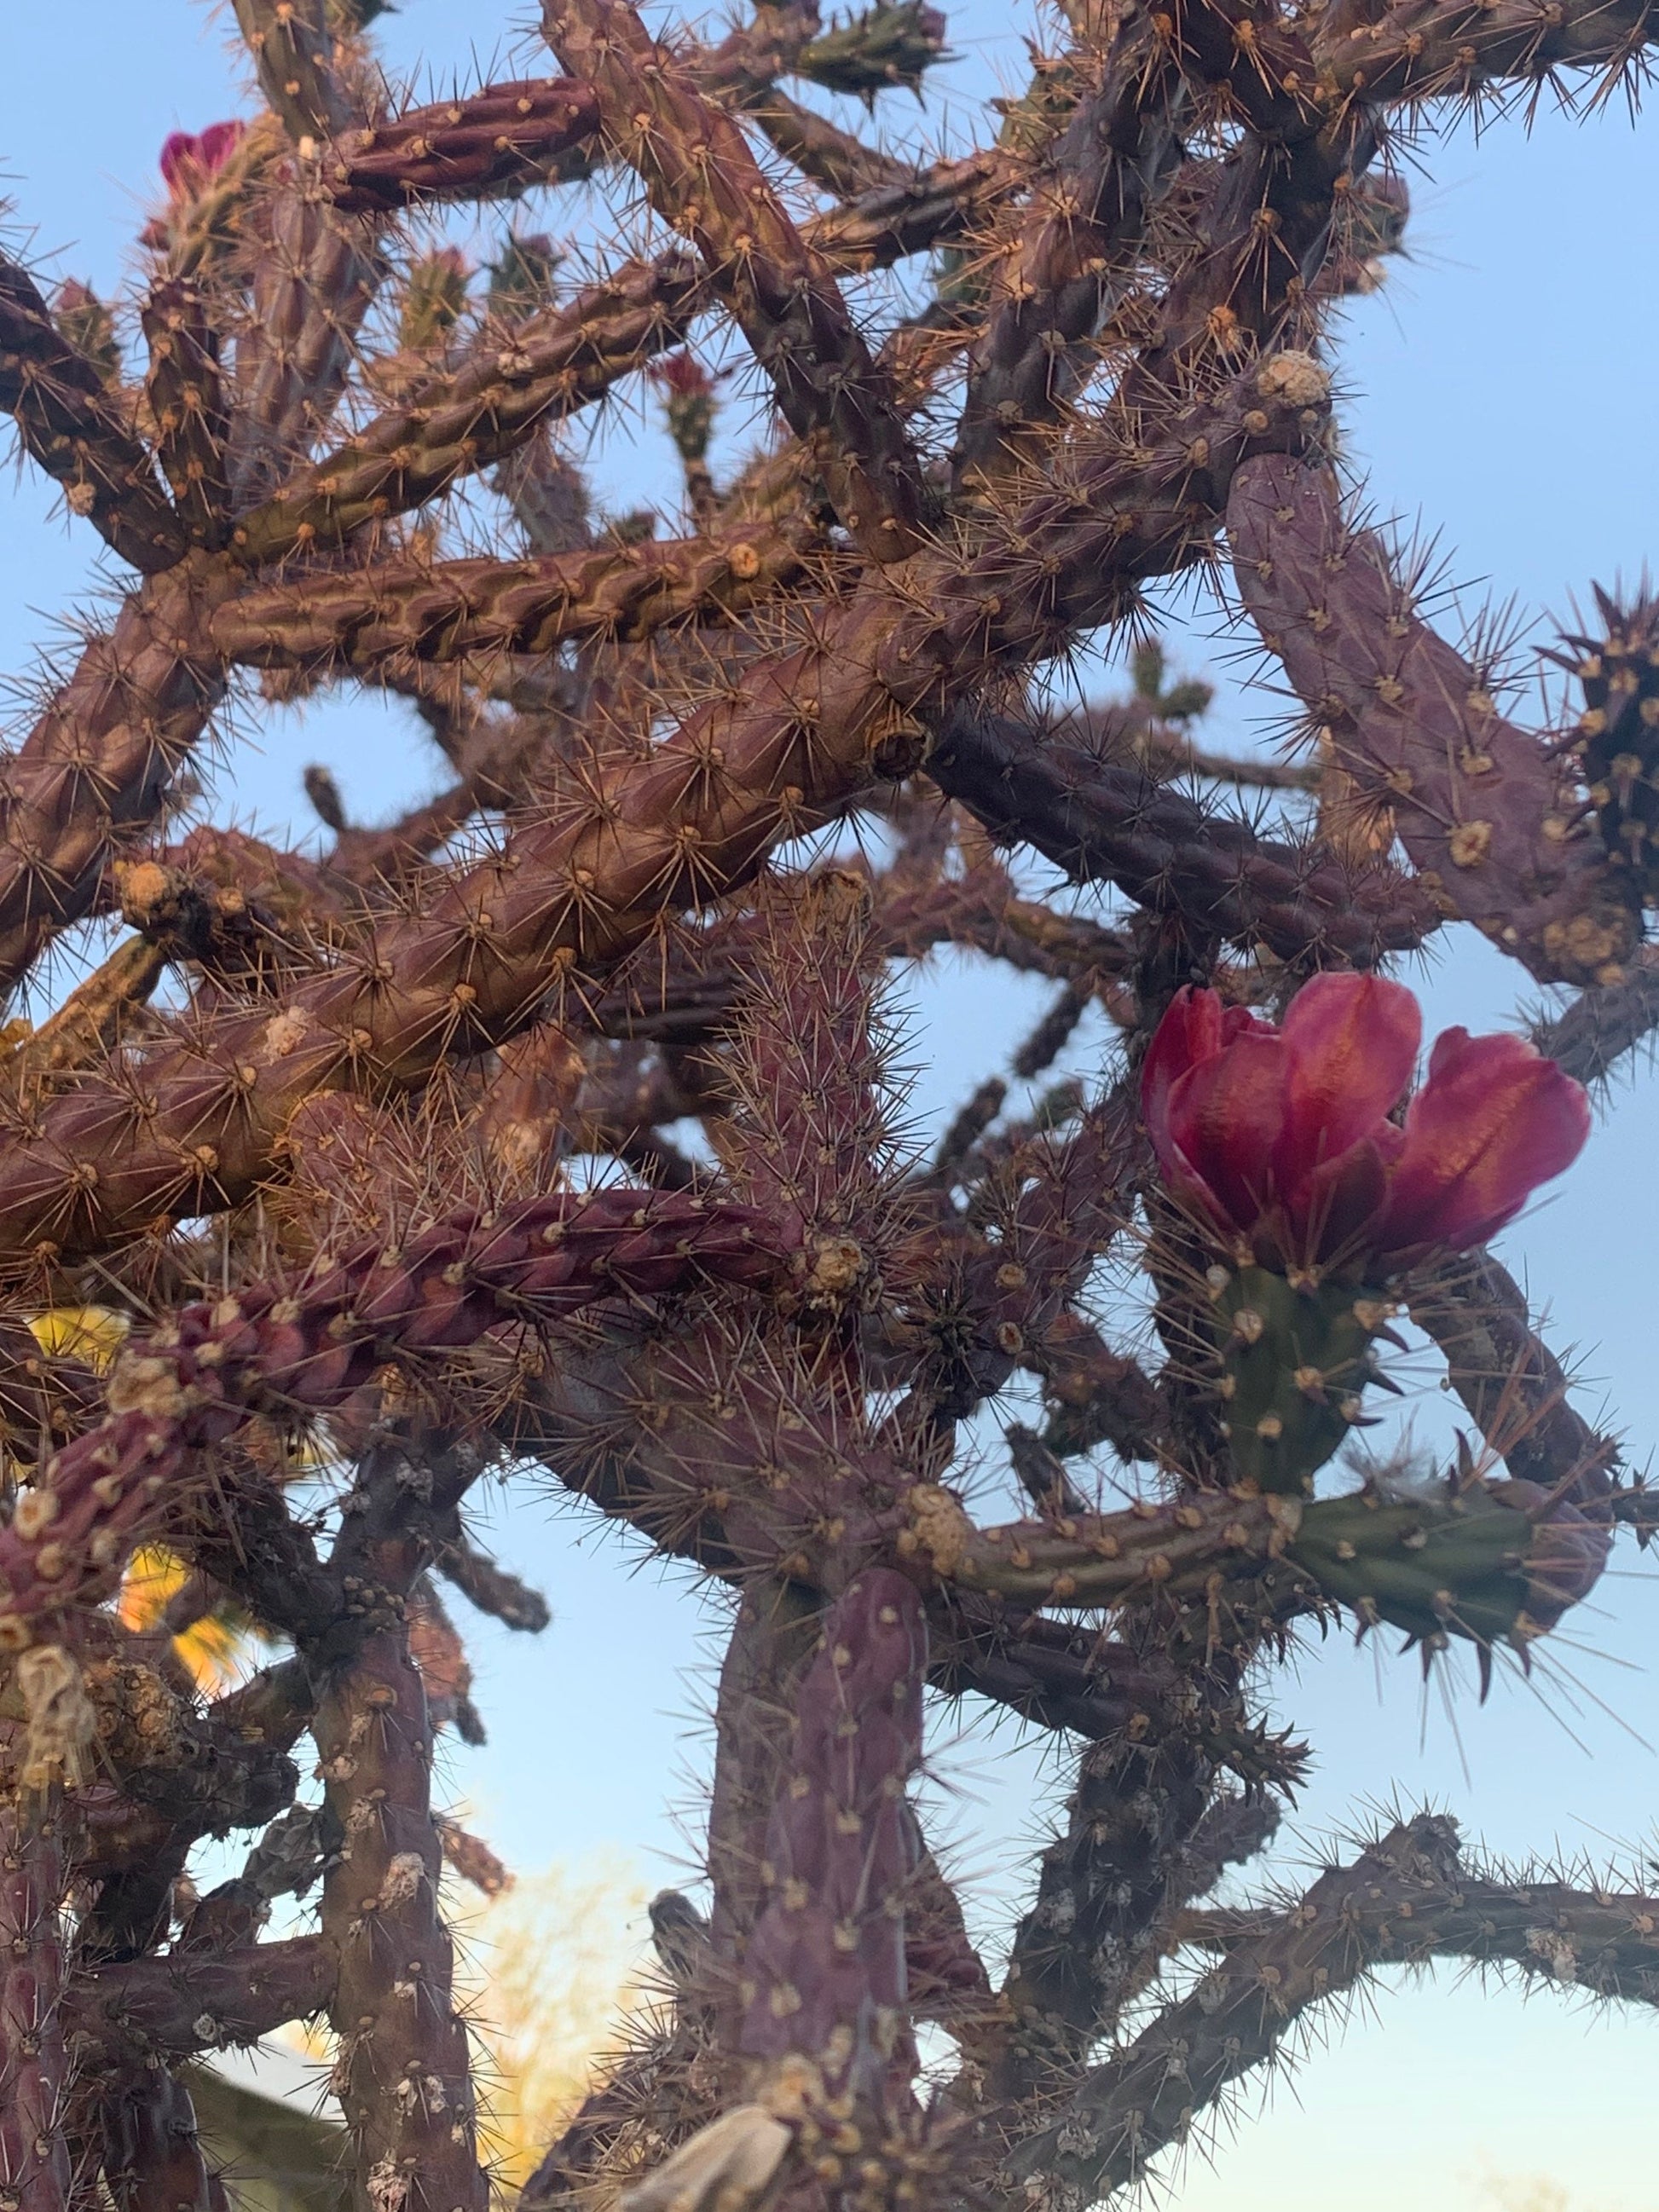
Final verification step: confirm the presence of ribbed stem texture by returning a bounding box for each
[0,1799,72,2212]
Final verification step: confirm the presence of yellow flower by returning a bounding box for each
[27,1304,130,1372]
[116,1543,252,1693]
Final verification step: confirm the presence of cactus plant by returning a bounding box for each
[1140,972,1588,1490]
[1563,591,1659,902]
[0,3,1656,2211]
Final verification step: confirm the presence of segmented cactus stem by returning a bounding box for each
[141,282,232,550]
[1004,1816,1465,2203]
[64,1935,336,2071]
[1228,453,1639,987]
[0,256,188,573]
[0,1798,72,2212]
[953,0,1183,488]
[994,1708,1231,2094]
[930,706,1439,965]
[543,0,930,562]
[100,2071,220,2212]
[323,79,603,211]
[315,1446,488,2212]
[1530,954,1659,1087]
[738,1569,926,2107]
[0,563,231,994]
[0,1189,789,1638]
[1188,1865,1659,2001]
[211,527,812,672]
[232,0,351,142]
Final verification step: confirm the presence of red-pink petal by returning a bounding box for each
[1165,1034,1289,1236]
[1221,1003,1275,1044]
[196,119,246,174]
[1296,1135,1392,1268]
[159,131,199,191]
[1141,987,1225,1178]
[161,120,243,199]
[1373,1031,1590,1261]
[1272,972,1419,1210]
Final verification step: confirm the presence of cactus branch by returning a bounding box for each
[1408,1252,1619,1505]
[231,251,703,562]
[1309,0,1659,106]
[0,1189,790,1638]
[232,0,351,142]
[314,1444,488,2212]
[0,1796,72,2212]
[0,563,231,994]
[323,79,603,211]
[141,282,232,552]
[64,1937,335,2068]
[1178,1867,1659,2003]
[211,528,813,673]
[991,1673,1257,2097]
[99,2071,219,2212]
[1530,952,1659,1086]
[6,936,168,1088]
[929,706,1439,965]
[1228,455,1638,987]
[1,256,188,573]
[737,1568,926,2111]
[1003,1816,1465,2203]
[542,0,931,561]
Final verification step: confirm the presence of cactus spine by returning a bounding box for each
[0,3,1652,2211]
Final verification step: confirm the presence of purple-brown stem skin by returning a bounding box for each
[314,1450,488,2212]
[3,4,1656,2210]
[740,1569,926,2111]
[0,1799,72,2212]
[100,2071,218,2212]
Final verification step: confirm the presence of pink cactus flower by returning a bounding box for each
[1142,971,1591,1278]
[649,350,716,400]
[159,119,247,202]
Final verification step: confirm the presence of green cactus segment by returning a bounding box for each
[659,374,715,468]
[488,234,563,318]
[1566,592,1659,902]
[53,284,121,387]
[401,253,471,352]
[796,3,951,101]
[1212,1266,1386,1494]
[1291,1481,1534,1647]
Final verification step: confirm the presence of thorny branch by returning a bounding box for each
[0,0,1657,2209]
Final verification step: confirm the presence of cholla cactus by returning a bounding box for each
[1141,973,1590,1489]
[0,5,1656,2212]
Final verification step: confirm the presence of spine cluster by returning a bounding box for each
[0,1,1654,2209]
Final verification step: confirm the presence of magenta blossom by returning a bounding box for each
[649,350,717,401]
[159,120,246,202]
[1142,972,1590,1279]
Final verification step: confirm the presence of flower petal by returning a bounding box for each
[159,131,198,192]
[1221,1003,1275,1044]
[1141,987,1225,1178]
[1296,1134,1393,1268]
[196,120,246,175]
[1165,1034,1290,1237]
[1373,1031,1590,1261]
[1271,972,1419,1210]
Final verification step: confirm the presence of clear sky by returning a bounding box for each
[3,5,1659,2207]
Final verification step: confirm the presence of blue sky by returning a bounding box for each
[3,4,1659,2205]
